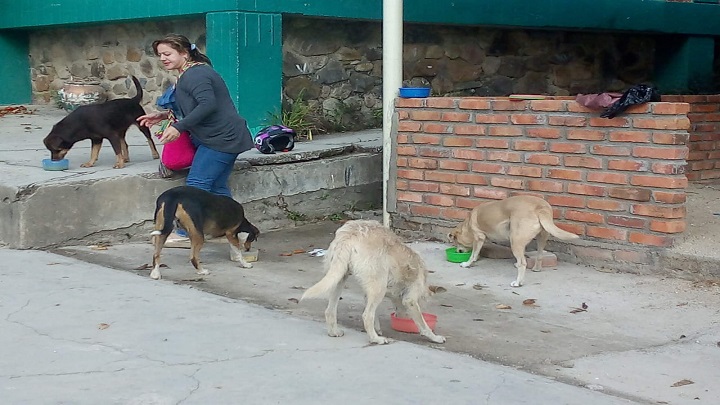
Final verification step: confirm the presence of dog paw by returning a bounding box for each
[150,270,161,280]
[241,263,253,269]
[197,269,210,276]
[370,336,390,345]
[328,329,345,337]
[429,334,446,344]
[510,281,523,287]
[460,261,471,268]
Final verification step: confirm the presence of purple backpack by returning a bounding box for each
[254,125,296,154]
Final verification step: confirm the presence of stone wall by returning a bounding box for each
[29,16,657,130]
[29,19,206,108]
[392,96,692,270]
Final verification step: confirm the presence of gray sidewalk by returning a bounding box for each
[1,248,635,405]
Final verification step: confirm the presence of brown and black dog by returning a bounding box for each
[149,186,260,280]
[43,75,159,168]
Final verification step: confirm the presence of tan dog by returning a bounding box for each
[449,195,579,287]
[301,220,446,345]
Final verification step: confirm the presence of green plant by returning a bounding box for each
[327,212,344,221]
[286,210,308,222]
[266,90,320,139]
[51,90,64,109]
[326,98,360,132]
[370,107,383,127]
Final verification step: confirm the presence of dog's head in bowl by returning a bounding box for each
[448,223,474,254]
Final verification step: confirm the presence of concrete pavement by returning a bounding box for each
[1,247,637,405]
[20,219,718,405]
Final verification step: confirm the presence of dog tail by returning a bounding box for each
[130,75,143,103]
[301,238,351,301]
[538,209,579,240]
[151,198,178,236]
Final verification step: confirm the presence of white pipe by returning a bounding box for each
[382,0,403,228]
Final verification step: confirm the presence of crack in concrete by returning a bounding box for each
[177,367,203,405]
[485,371,506,404]
[6,367,128,380]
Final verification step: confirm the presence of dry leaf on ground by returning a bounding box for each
[90,245,108,251]
[496,304,512,310]
[288,298,299,304]
[292,249,305,254]
[98,323,110,330]
[671,379,694,387]
[523,299,537,306]
[279,252,293,256]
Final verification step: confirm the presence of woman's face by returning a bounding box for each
[156,43,187,71]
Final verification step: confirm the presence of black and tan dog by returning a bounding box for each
[149,186,259,280]
[43,75,159,169]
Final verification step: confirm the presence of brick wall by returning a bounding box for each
[392,97,692,260]
[663,95,720,181]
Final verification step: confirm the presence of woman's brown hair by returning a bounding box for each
[152,34,212,66]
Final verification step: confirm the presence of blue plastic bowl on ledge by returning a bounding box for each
[42,158,69,171]
[399,87,431,98]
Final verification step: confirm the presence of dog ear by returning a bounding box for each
[447,231,456,242]
[428,285,447,295]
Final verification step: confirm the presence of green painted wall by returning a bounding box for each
[0,31,31,105]
[655,36,716,94]
[2,0,720,36]
[1,0,717,106]
[206,12,283,130]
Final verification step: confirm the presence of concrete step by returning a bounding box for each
[0,108,383,249]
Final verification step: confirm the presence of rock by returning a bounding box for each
[354,62,374,73]
[316,59,348,85]
[446,58,482,82]
[497,56,526,78]
[285,76,321,100]
[126,47,143,62]
[69,62,91,79]
[349,73,377,93]
[337,46,361,61]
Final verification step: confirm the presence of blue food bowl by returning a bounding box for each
[399,87,431,98]
[42,158,69,171]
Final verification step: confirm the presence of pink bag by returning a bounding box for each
[575,93,623,110]
[161,131,196,170]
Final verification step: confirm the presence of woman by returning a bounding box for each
[138,34,254,197]
[138,34,254,245]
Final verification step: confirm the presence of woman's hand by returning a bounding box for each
[158,124,181,144]
[137,111,169,128]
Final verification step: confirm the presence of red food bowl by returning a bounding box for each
[390,312,437,333]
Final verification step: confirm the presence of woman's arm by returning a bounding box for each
[172,69,218,133]
[137,110,169,128]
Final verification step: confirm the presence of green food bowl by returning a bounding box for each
[445,247,472,263]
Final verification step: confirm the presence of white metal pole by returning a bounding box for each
[382,0,403,227]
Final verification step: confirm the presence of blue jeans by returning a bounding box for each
[186,143,239,198]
